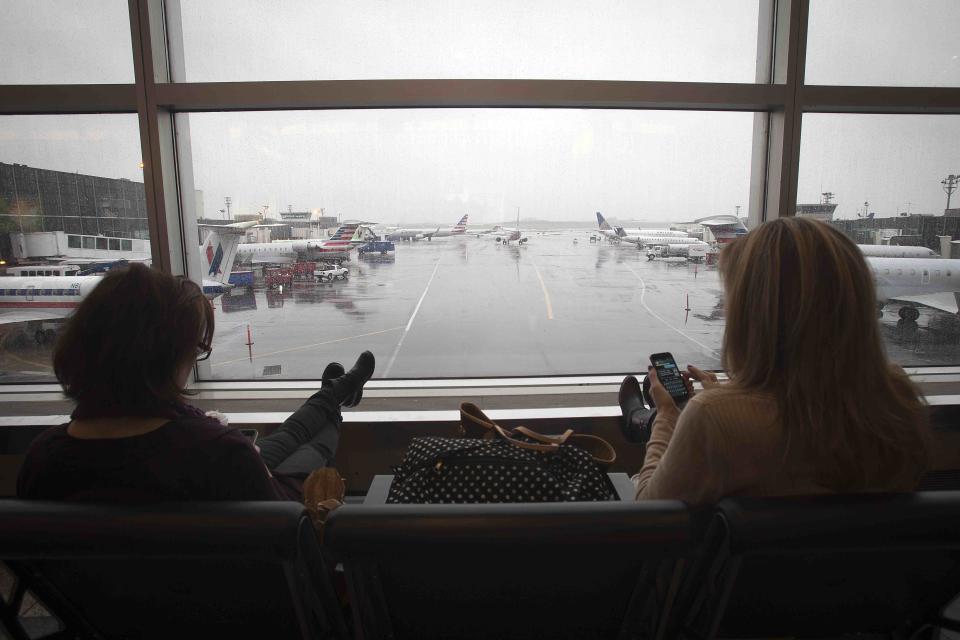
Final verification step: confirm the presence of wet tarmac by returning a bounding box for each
[203,232,960,380]
[2,231,960,383]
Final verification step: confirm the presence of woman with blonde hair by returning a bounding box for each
[632,217,930,505]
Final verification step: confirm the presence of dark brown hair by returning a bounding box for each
[719,217,929,489]
[54,263,214,418]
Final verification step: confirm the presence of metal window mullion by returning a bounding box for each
[763,0,808,220]
[0,85,137,115]
[153,79,787,112]
[799,85,960,114]
[130,0,190,276]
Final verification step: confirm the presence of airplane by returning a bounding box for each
[871,257,960,317]
[597,213,690,239]
[595,212,695,246]
[385,215,470,242]
[235,222,370,264]
[858,245,938,259]
[0,220,255,328]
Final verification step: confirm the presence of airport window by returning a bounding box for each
[0,113,148,382]
[179,0,765,83]
[186,108,753,379]
[806,0,960,87]
[0,0,134,85]
[0,1,958,389]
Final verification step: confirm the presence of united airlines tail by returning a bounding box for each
[596,212,613,231]
[199,221,256,284]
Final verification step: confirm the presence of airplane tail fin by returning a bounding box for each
[451,214,469,234]
[198,221,255,283]
[329,222,360,241]
[596,211,612,231]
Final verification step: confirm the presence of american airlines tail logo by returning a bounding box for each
[330,224,359,240]
[452,214,468,234]
[207,242,224,276]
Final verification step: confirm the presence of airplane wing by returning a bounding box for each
[0,308,72,325]
[888,292,960,314]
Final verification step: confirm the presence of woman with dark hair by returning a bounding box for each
[625,217,930,505]
[17,263,374,502]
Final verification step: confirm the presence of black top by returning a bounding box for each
[17,417,302,502]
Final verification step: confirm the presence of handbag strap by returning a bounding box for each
[460,402,617,465]
[491,423,560,453]
[460,402,508,439]
[515,425,617,466]
[513,425,573,445]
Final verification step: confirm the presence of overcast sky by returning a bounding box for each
[1,0,958,224]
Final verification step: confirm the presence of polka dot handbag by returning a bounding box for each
[386,403,618,504]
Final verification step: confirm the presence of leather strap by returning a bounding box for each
[514,426,573,445]
[492,423,560,453]
[459,402,506,438]
[459,402,617,466]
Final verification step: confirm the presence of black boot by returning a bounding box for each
[327,351,375,407]
[321,362,345,389]
[619,376,655,445]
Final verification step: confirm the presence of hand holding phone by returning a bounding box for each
[649,352,690,405]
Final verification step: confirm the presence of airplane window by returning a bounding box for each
[16,290,25,296]
[42,289,52,295]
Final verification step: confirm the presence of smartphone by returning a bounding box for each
[649,352,690,404]
[239,428,259,444]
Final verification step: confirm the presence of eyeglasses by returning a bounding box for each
[196,344,212,362]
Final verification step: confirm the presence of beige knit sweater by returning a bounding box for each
[634,387,924,506]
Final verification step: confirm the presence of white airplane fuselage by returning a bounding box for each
[869,257,960,305]
[859,245,938,259]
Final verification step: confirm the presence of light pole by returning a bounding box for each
[942,174,959,211]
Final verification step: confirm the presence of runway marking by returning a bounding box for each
[383,258,442,377]
[2,349,52,372]
[626,266,721,358]
[212,325,405,367]
[531,261,555,320]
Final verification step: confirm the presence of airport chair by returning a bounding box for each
[677,491,960,639]
[0,501,347,640]
[325,500,702,640]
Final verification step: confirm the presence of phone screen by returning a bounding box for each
[239,428,259,444]
[650,352,689,403]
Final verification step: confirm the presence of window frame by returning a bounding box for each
[2,0,960,400]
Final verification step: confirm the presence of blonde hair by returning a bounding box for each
[719,217,929,489]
